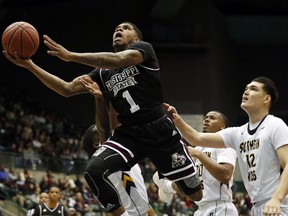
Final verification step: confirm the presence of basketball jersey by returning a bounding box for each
[194,147,237,205]
[108,164,151,215]
[89,41,164,126]
[219,115,288,204]
[32,203,67,216]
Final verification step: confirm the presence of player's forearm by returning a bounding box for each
[69,52,123,69]
[174,117,199,146]
[271,165,288,203]
[95,96,111,143]
[27,63,85,97]
[197,153,232,184]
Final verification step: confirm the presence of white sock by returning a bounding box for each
[164,180,176,194]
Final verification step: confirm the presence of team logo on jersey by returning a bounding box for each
[105,66,140,96]
[171,153,186,168]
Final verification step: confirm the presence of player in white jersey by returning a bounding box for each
[164,76,288,215]
[153,111,238,216]
[190,111,238,215]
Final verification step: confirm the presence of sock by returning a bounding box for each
[164,180,176,194]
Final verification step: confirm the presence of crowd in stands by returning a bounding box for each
[0,85,252,215]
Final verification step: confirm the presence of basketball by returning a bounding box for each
[2,21,39,58]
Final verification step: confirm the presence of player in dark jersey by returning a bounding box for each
[31,186,68,216]
[3,22,202,216]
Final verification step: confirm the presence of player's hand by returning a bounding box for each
[187,146,201,159]
[263,198,281,215]
[80,76,103,97]
[163,103,180,122]
[3,50,33,68]
[43,35,71,62]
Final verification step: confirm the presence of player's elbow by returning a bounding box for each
[220,173,232,185]
[59,91,73,98]
[187,190,203,201]
[221,178,230,185]
[60,86,81,97]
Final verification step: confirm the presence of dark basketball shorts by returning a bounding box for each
[102,115,198,182]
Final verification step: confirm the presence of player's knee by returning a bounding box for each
[83,157,107,196]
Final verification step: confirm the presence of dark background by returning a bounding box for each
[1,0,288,126]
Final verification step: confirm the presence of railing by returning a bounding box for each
[0,151,87,175]
[0,200,27,216]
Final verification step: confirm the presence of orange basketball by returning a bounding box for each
[2,21,39,58]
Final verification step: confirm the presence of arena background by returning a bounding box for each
[1,0,288,126]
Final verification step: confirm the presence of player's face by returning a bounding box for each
[112,23,139,51]
[203,111,224,133]
[49,187,61,202]
[39,193,48,203]
[241,81,268,113]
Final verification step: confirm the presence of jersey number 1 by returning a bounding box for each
[122,90,140,113]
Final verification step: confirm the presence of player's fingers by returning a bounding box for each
[13,51,20,59]
[79,78,89,87]
[264,208,280,216]
[46,50,58,56]
[82,76,94,84]
[43,35,58,45]
[162,103,169,108]
[3,50,9,58]
[44,40,59,51]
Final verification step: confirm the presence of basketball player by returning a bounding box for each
[164,76,288,216]
[31,186,68,216]
[153,111,238,215]
[83,87,155,215]
[3,22,202,216]
[82,124,154,215]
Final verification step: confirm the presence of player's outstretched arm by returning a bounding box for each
[3,49,88,97]
[163,103,225,148]
[43,35,143,69]
[163,103,200,145]
[81,76,111,143]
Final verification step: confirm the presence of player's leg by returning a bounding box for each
[122,164,153,215]
[148,116,202,202]
[153,171,202,202]
[83,146,129,215]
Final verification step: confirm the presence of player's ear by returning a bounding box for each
[220,123,225,130]
[133,37,140,42]
[264,95,271,104]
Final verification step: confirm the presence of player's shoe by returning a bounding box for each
[152,172,174,203]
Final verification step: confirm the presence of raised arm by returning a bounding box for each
[3,50,89,97]
[43,35,143,69]
[94,96,111,143]
[163,103,225,148]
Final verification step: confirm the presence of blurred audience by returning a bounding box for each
[0,86,253,215]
